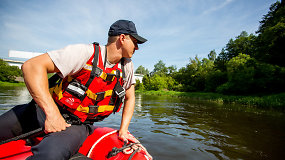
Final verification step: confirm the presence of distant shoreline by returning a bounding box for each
[1,81,284,112]
[0,81,26,87]
[136,90,285,112]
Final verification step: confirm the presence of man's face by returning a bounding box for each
[122,35,138,58]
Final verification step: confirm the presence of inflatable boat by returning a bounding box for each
[0,126,152,160]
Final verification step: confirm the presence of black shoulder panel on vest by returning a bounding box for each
[48,74,61,88]
[85,43,100,88]
[92,42,99,45]
[121,58,126,81]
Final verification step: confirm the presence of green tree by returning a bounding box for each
[215,31,256,72]
[253,62,285,93]
[135,65,149,75]
[225,31,257,59]
[153,60,168,76]
[135,79,145,90]
[166,65,177,76]
[205,69,227,92]
[177,54,215,92]
[142,75,151,90]
[215,48,227,71]
[142,71,177,91]
[208,50,217,61]
[0,59,22,82]
[217,53,255,94]
[255,1,285,67]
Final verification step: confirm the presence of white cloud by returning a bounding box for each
[202,0,234,15]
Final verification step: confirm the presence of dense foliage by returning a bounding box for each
[135,65,149,75]
[0,59,22,82]
[135,1,285,95]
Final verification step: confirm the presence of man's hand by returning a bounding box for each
[118,129,153,160]
[118,129,138,143]
[44,113,71,133]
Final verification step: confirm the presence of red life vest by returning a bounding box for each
[50,43,126,122]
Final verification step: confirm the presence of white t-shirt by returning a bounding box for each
[47,44,135,90]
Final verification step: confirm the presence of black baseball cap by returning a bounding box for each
[108,20,147,44]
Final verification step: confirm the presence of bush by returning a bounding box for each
[0,59,22,82]
[216,54,285,95]
[142,74,177,91]
[205,70,227,92]
[135,79,145,90]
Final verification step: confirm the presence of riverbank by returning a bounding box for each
[1,81,284,111]
[0,81,26,87]
[136,90,285,111]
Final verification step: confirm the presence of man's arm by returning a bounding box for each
[21,53,71,133]
[118,84,137,142]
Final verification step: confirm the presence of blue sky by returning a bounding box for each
[0,0,277,71]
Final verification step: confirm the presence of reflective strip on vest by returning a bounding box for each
[86,89,113,100]
[66,84,85,95]
[76,105,115,113]
[83,64,93,71]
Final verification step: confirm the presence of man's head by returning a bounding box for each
[108,20,147,44]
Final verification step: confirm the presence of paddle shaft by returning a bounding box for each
[0,127,44,145]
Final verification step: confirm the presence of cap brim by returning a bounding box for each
[130,34,147,44]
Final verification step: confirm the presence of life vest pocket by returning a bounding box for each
[61,91,82,109]
[65,80,87,99]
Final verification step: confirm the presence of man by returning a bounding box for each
[0,20,147,159]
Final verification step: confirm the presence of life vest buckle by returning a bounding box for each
[95,67,103,77]
[89,105,99,114]
[96,92,105,101]
[115,86,126,98]
[105,73,116,81]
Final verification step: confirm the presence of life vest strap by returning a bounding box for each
[84,64,121,82]
[50,76,74,100]
[53,81,64,100]
[85,43,100,88]
[76,105,115,114]
[86,89,113,101]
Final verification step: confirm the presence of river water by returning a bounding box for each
[0,86,285,160]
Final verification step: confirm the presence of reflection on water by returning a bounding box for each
[1,86,285,160]
[100,94,285,160]
[0,85,31,114]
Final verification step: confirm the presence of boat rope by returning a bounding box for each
[0,127,43,145]
[106,141,141,160]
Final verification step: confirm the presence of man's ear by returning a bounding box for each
[119,34,127,44]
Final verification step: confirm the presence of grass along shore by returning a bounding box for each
[136,90,285,111]
[0,81,26,87]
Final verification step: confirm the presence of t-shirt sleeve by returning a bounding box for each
[123,58,136,90]
[47,44,92,78]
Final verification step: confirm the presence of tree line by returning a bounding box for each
[0,59,22,82]
[135,1,285,95]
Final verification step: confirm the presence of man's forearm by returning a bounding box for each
[119,85,135,132]
[22,54,59,116]
[22,53,70,132]
[120,97,135,132]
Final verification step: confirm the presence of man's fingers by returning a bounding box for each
[121,136,128,143]
[44,122,70,134]
[66,123,71,127]
[128,136,139,143]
